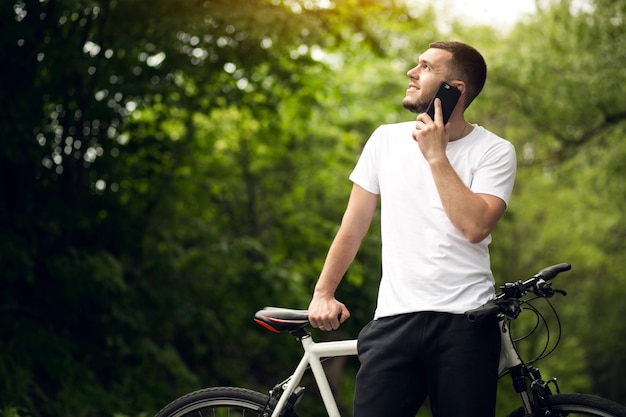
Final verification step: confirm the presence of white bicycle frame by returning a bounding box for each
[270,322,521,417]
[271,336,357,417]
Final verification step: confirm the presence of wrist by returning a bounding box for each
[313,288,335,299]
[427,155,448,168]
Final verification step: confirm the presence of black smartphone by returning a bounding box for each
[425,82,461,124]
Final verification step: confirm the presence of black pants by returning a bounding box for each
[354,311,501,417]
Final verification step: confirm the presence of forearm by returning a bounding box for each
[308,225,363,329]
[428,157,504,243]
[309,184,377,329]
[313,229,363,297]
[314,184,378,296]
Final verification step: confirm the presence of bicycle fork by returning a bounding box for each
[500,321,537,414]
[501,322,561,416]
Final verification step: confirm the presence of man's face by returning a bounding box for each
[402,48,453,114]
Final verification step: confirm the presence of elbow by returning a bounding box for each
[462,226,491,244]
[466,233,488,244]
[457,199,505,243]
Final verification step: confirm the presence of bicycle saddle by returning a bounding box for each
[254,307,310,333]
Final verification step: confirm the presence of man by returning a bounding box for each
[307,41,517,417]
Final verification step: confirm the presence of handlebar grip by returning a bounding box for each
[465,301,501,323]
[537,263,572,281]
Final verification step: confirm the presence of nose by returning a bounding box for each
[407,65,419,79]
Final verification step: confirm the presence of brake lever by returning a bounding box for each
[500,281,526,298]
[532,279,567,298]
[499,298,522,319]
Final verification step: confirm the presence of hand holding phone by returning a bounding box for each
[425,82,461,124]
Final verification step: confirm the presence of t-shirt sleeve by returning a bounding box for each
[471,141,517,207]
[349,128,382,195]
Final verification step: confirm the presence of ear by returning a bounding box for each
[451,80,467,95]
[450,80,468,108]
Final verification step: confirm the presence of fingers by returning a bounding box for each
[416,98,442,126]
[433,97,444,124]
[308,300,350,331]
[313,312,342,331]
[414,98,446,144]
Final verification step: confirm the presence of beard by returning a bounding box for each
[402,92,431,114]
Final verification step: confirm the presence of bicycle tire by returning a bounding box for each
[155,386,296,417]
[507,393,626,417]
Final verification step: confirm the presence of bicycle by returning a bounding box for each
[155,263,626,417]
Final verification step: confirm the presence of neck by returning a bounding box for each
[448,120,473,141]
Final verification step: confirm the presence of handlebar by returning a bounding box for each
[465,263,571,322]
[536,262,571,280]
[465,301,500,323]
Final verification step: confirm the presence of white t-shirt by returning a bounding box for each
[350,121,516,319]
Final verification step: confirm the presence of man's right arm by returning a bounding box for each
[308,184,379,331]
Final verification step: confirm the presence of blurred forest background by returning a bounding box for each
[1,0,625,416]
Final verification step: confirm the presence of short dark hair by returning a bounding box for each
[429,41,487,108]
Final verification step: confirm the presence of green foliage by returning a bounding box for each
[2,0,626,416]
[484,0,626,404]
[0,408,31,417]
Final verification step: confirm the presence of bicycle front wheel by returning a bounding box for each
[507,393,626,417]
[155,386,276,417]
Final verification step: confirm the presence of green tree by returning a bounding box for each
[3,0,626,416]
[0,0,434,415]
[484,0,626,405]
